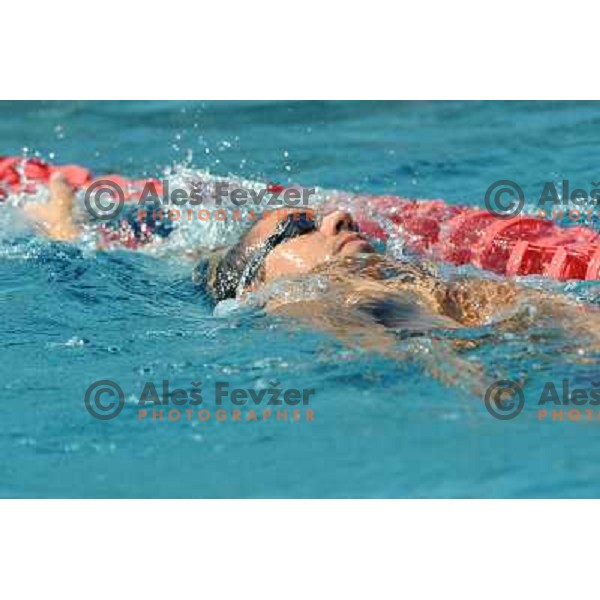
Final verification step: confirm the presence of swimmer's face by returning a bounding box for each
[243,209,374,285]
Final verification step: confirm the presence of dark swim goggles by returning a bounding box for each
[237,211,319,293]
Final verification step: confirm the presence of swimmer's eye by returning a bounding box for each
[282,212,318,238]
[237,212,318,293]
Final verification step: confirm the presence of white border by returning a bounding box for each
[1,501,598,599]
[2,2,600,598]
[2,1,600,99]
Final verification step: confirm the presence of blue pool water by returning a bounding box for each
[2,100,600,498]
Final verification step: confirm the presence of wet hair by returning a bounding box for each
[198,209,319,302]
[196,227,264,303]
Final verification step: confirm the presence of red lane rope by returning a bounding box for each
[3,156,600,281]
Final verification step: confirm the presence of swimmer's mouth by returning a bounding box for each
[335,233,373,254]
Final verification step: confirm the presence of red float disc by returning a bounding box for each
[437,210,497,264]
[472,217,555,274]
[585,246,600,280]
[505,241,530,276]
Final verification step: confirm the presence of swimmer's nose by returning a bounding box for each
[319,211,358,237]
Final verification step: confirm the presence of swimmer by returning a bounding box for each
[203,202,598,337]
[25,173,600,392]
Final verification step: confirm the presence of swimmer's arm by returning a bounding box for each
[440,278,521,327]
[441,275,600,361]
[22,173,81,241]
[269,299,397,352]
[516,287,600,352]
[269,299,489,396]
